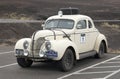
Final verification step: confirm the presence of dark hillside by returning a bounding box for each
[0,0,119,52]
[0,0,120,20]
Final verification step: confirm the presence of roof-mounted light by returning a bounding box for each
[58,10,63,17]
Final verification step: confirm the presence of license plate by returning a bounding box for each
[45,50,58,57]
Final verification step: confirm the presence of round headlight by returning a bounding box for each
[23,41,29,49]
[39,50,44,57]
[45,41,51,50]
[24,50,29,56]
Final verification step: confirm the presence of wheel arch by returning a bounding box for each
[94,34,108,53]
[101,40,107,53]
[67,46,76,61]
[51,40,79,60]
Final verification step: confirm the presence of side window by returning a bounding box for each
[88,20,92,28]
[76,20,86,29]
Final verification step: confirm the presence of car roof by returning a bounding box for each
[46,14,92,22]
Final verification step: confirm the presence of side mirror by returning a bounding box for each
[77,24,82,29]
[41,23,45,30]
[41,24,45,27]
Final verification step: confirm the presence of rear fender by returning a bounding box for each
[94,34,108,53]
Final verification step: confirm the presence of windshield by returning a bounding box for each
[45,19,74,29]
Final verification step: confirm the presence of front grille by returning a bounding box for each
[35,37,45,50]
[31,37,45,56]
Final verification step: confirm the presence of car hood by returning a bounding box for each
[32,29,73,40]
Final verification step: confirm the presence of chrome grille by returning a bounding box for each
[31,37,45,56]
[35,37,45,50]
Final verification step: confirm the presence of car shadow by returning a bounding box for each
[22,54,108,72]
[24,61,60,72]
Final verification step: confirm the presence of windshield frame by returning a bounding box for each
[45,19,75,29]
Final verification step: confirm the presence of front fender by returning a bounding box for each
[50,39,79,60]
[94,34,108,53]
[15,38,31,50]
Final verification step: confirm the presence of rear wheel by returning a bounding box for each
[95,42,105,58]
[17,58,33,68]
[59,49,75,72]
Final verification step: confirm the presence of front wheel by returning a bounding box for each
[59,49,75,72]
[17,58,33,68]
[95,42,105,58]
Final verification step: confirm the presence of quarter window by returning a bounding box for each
[88,21,92,28]
[76,20,86,29]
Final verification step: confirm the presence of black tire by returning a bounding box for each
[95,42,105,58]
[17,58,33,68]
[59,49,75,72]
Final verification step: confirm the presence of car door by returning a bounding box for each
[75,20,90,53]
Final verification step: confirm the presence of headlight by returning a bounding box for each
[39,50,44,57]
[23,41,29,49]
[24,50,29,56]
[45,41,51,50]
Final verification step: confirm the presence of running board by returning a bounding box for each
[79,50,96,59]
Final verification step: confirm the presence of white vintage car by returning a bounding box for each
[15,8,108,71]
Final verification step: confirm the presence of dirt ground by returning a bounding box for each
[0,0,119,52]
[0,23,42,45]
[0,0,120,20]
[95,22,120,53]
[0,22,119,53]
